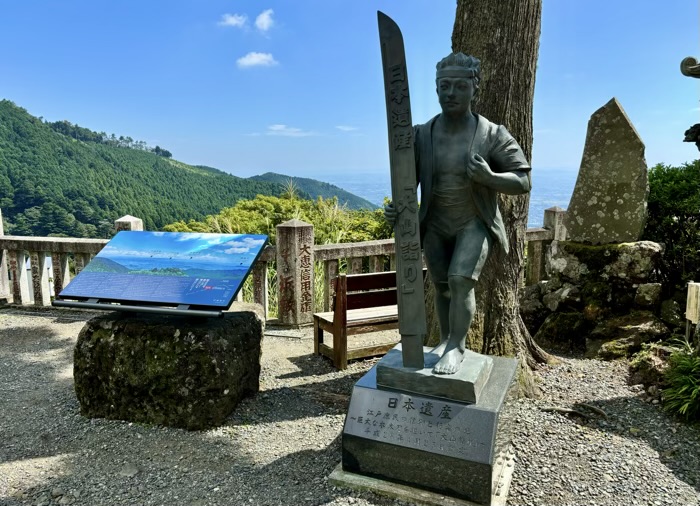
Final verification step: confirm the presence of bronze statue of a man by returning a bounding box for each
[387,52,531,375]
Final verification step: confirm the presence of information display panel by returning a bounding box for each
[57,231,268,309]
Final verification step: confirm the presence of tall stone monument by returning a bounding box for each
[565,98,648,244]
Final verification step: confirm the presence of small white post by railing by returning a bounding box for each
[115,215,144,232]
[0,209,10,303]
[525,206,567,286]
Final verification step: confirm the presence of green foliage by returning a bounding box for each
[0,100,284,237]
[163,193,393,245]
[663,339,700,422]
[643,160,700,291]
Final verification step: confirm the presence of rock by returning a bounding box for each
[74,309,264,430]
[605,242,663,283]
[533,312,594,354]
[519,284,549,336]
[660,299,684,331]
[628,344,675,387]
[564,98,648,244]
[588,311,669,359]
[634,283,662,308]
[542,283,580,312]
[547,241,662,285]
[119,464,140,478]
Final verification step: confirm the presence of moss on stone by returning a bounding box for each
[560,241,624,274]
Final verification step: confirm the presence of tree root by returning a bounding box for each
[541,403,609,420]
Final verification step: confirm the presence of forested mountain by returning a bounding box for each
[0,100,288,237]
[250,172,376,210]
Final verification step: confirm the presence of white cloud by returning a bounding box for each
[218,13,247,28]
[266,124,316,137]
[336,125,359,132]
[255,9,274,32]
[237,52,278,68]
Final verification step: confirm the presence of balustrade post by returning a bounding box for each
[252,261,268,319]
[29,251,51,306]
[276,220,314,326]
[115,215,144,232]
[74,254,91,276]
[8,250,30,305]
[544,206,567,241]
[51,253,71,295]
[369,255,383,273]
[323,259,339,311]
[0,209,10,303]
[349,257,363,274]
[526,207,568,286]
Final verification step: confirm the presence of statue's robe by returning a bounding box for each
[414,114,531,254]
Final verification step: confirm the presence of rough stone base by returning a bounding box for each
[74,308,263,430]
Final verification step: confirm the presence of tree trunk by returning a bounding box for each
[447,0,552,390]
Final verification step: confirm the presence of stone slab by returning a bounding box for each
[375,344,493,404]
[341,356,517,504]
[329,459,514,506]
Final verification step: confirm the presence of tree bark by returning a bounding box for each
[445,0,552,388]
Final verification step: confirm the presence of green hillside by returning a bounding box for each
[0,100,285,237]
[250,172,377,210]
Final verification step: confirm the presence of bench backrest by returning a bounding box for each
[334,269,427,311]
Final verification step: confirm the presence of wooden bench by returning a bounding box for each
[313,269,426,370]
[313,271,399,370]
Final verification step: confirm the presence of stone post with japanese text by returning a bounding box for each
[276,219,314,326]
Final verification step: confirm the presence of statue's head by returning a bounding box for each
[435,53,481,105]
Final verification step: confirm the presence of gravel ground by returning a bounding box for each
[1,307,699,506]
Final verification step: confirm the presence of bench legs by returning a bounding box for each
[333,326,348,371]
[313,317,322,355]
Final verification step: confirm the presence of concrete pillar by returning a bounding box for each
[0,209,10,303]
[115,215,144,232]
[544,207,567,241]
[51,252,71,295]
[276,219,314,326]
[30,251,51,306]
[8,250,30,305]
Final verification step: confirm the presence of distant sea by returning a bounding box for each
[305,169,578,228]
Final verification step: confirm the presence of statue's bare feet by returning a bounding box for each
[433,347,465,375]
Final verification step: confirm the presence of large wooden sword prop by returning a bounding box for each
[378,11,425,369]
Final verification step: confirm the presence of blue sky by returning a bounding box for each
[1,1,698,180]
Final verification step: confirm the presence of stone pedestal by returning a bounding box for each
[74,308,263,430]
[376,345,493,404]
[340,356,517,505]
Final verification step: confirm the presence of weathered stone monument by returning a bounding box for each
[74,304,263,430]
[332,13,520,505]
[521,98,670,360]
[564,98,648,244]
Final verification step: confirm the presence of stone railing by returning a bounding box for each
[0,207,567,324]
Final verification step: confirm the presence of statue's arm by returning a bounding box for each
[467,124,531,194]
[467,156,530,194]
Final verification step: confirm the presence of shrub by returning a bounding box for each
[662,339,700,422]
[643,160,700,293]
